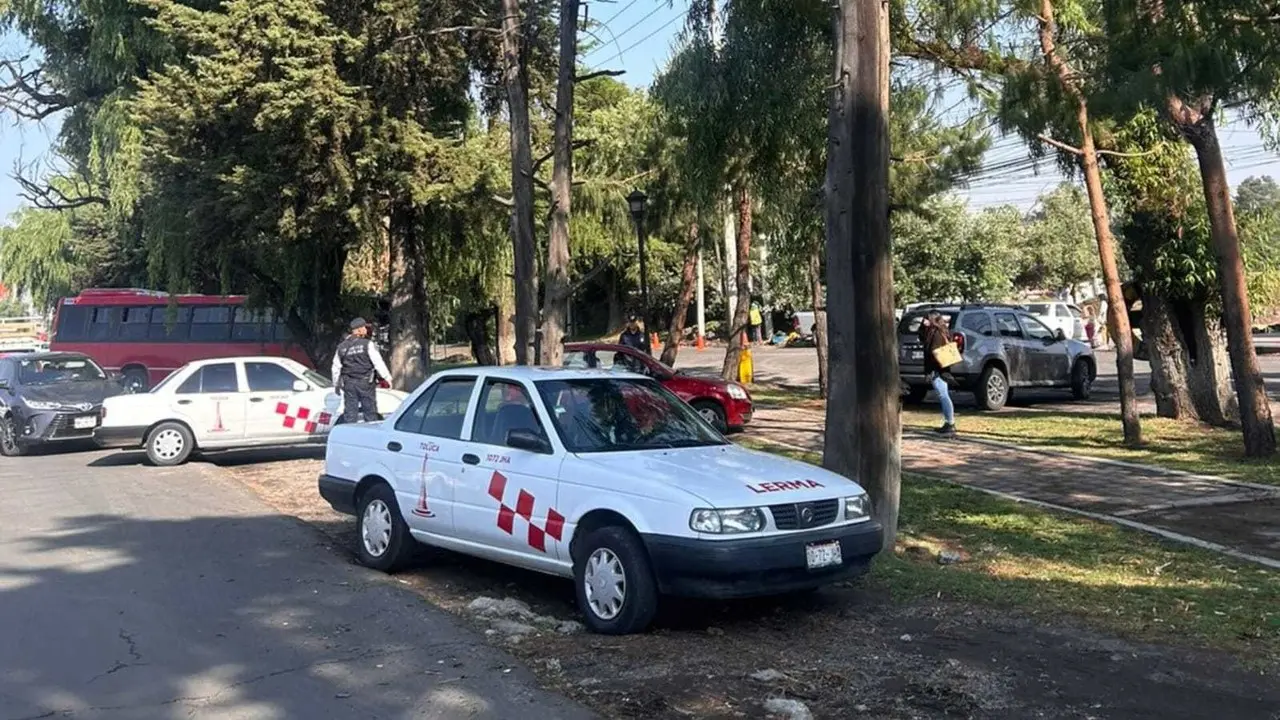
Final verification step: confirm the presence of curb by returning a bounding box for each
[902,430,1280,494]
[753,435,1280,571]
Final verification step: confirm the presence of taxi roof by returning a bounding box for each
[430,365,647,383]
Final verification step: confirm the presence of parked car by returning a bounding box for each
[1025,301,1086,342]
[562,342,753,431]
[318,367,882,634]
[0,352,128,456]
[94,356,406,466]
[898,304,1096,411]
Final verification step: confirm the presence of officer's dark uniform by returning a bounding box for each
[332,319,389,423]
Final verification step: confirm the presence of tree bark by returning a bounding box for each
[809,241,829,399]
[720,186,752,380]
[824,0,899,548]
[497,268,516,365]
[501,0,538,365]
[661,222,700,367]
[388,209,426,390]
[1037,0,1142,446]
[540,0,580,367]
[1170,97,1276,456]
[1142,292,1197,419]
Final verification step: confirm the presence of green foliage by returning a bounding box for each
[1235,176,1280,317]
[1017,184,1099,294]
[893,197,1020,304]
[0,296,27,318]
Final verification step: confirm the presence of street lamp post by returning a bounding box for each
[627,190,651,353]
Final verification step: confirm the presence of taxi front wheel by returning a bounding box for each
[573,526,659,635]
[356,482,415,573]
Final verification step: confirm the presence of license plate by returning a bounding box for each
[73,415,97,429]
[805,540,842,570]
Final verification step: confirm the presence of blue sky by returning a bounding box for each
[2,1,1279,221]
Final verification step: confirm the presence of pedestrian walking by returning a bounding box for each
[749,301,763,344]
[331,317,393,423]
[619,315,649,354]
[919,311,958,436]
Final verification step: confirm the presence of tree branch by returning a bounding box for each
[575,69,625,82]
[566,259,612,298]
[1035,133,1084,156]
[13,172,108,211]
[0,56,72,122]
[532,139,595,173]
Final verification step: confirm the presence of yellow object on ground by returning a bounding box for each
[738,347,754,384]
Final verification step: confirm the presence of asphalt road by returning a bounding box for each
[0,447,594,720]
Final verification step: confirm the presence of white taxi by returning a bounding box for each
[94,356,406,466]
[318,367,883,634]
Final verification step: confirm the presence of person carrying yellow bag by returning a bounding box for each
[918,310,959,436]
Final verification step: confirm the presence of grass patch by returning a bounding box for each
[899,408,1280,487]
[748,383,823,410]
[739,437,1280,662]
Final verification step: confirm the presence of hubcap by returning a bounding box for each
[583,548,627,620]
[698,407,719,425]
[987,374,1006,405]
[152,429,184,460]
[362,499,393,557]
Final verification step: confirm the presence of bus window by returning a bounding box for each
[54,305,91,342]
[119,307,152,341]
[232,307,270,342]
[149,306,191,341]
[86,307,118,342]
[190,306,232,342]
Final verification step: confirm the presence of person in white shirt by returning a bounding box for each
[331,318,392,422]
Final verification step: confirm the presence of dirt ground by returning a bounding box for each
[218,451,1280,720]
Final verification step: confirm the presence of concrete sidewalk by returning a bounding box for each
[746,405,1280,565]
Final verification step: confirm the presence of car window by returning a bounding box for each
[15,356,106,385]
[959,312,993,336]
[470,380,549,448]
[394,377,474,438]
[245,362,301,392]
[1055,305,1072,318]
[994,313,1023,338]
[1021,315,1056,341]
[536,378,727,453]
[1026,304,1050,316]
[176,363,239,394]
[1068,306,1082,318]
[898,311,958,334]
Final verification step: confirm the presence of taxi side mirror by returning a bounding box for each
[506,428,551,454]
[292,379,308,392]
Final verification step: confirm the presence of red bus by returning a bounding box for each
[49,289,312,391]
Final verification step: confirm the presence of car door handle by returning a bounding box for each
[387,441,402,452]
[249,397,265,403]
[462,453,480,466]
[177,399,192,405]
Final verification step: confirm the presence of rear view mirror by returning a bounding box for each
[506,428,551,454]
[292,379,309,392]
[1054,328,1067,342]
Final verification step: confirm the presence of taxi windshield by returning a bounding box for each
[17,356,106,385]
[535,378,728,453]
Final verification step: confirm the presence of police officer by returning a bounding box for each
[331,318,392,423]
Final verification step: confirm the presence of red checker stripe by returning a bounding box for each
[527,524,547,552]
[297,407,311,420]
[515,489,535,520]
[275,402,289,415]
[497,505,515,534]
[545,508,565,541]
[487,471,508,502]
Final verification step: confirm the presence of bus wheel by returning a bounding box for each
[122,368,150,393]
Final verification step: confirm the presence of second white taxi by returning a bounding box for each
[95,356,406,466]
[318,367,883,634]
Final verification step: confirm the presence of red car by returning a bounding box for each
[562,342,754,431]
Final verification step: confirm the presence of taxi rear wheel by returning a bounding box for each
[145,422,193,466]
[573,526,658,635]
[356,482,415,573]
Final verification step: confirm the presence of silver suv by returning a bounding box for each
[898,304,1096,411]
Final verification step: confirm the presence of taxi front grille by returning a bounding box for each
[769,499,839,530]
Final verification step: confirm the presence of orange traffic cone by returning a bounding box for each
[696,334,706,351]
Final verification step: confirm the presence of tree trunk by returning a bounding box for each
[497,269,516,365]
[824,0,899,548]
[661,223,700,367]
[1037,0,1142,446]
[720,186,752,380]
[1142,292,1197,419]
[465,309,498,366]
[606,268,624,332]
[501,0,538,365]
[388,209,425,390]
[540,0,579,367]
[1187,306,1237,425]
[406,207,431,382]
[721,207,736,333]
[809,241,829,399]
[1171,97,1276,456]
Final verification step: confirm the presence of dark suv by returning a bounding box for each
[0,352,125,456]
[898,304,1096,411]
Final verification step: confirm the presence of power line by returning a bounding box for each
[583,4,667,60]
[594,0,641,28]
[586,8,690,69]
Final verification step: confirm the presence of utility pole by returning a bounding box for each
[696,250,706,343]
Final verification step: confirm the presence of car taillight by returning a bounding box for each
[952,332,965,353]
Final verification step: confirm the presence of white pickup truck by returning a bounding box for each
[319,366,883,634]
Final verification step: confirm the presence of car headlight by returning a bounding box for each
[726,383,749,400]
[24,400,61,411]
[844,494,872,521]
[689,507,765,534]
